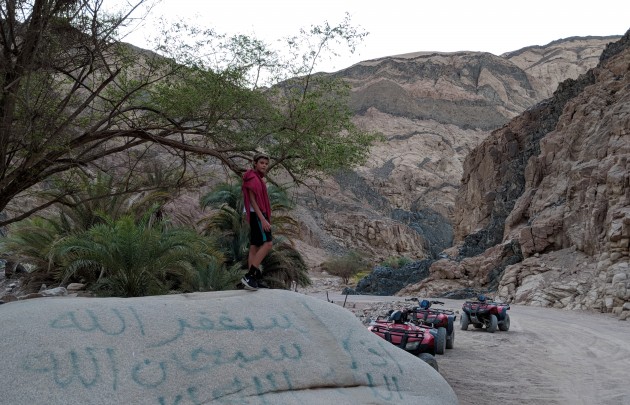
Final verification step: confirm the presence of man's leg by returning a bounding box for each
[242,245,263,290]
[248,245,260,269]
[251,241,272,268]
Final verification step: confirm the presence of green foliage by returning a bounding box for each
[199,179,300,265]
[189,258,242,292]
[352,269,372,284]
[260,237,311,289]
[0,2,379,228]
[0,217,63,275]
[199,180,310,289]
[52,215,222,297]
[323,251,370,284]
[380,256,413,269]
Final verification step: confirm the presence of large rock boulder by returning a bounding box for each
[0,290,457,404]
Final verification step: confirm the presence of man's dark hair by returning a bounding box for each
[253,153,269,163]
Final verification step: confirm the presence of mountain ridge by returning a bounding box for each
[397,30,629,313]
[294,35,621,269]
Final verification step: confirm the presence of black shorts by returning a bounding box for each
[249,213,272,247]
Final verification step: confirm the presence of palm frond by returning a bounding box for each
[261,238,311,289]
[51,215,222,297]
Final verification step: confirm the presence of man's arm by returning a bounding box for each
[249,190,271,231]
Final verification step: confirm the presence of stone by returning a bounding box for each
[40,287,68,297]
[1,294,18,303]
[409,33,630,312]
[605,297,614,309]
[0,290,457,404]
[66,283,86,292]
[612,272,628,284]
[18,293,43,300]
[290,37,615,268]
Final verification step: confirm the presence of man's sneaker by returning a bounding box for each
[241,274,258,291]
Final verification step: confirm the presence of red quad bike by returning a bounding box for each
[368,309,440,371]
[460,294,511,333]
[406,299,456,350]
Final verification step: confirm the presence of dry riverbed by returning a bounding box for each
[301,274,630,405]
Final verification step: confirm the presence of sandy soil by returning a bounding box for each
[301,274,630,405]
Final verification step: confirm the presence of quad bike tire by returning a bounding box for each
[487,314,498,333]
[446,317,455,349]
[446,329,455,349]
[460,312,470,330]
[499,313,510,331]
[418,353,439,372]
[435,327,447,354]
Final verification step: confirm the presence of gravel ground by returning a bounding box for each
[300,272,630,405]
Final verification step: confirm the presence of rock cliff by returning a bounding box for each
[296,36,619,266]
[401,31,629,312]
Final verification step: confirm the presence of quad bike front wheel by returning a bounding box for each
[499,313,510,331]
[418,353,439,372]
[487,314,498,333]
[435,327,447,354]
[460,312,470,330]
[446,329,455,349]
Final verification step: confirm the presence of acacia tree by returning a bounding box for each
[0,0,379,227]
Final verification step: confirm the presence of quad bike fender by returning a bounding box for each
[498,306,508,321]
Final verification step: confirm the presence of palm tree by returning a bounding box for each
[260,236,310,289]
[0,217,63,276]
[199,178,310,289]
[52,215,223,297]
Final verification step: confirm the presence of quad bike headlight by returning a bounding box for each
[405,341,420,350]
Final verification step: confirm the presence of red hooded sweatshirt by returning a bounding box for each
[242,169,271,222]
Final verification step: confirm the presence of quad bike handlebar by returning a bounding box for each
[405,298,445,305]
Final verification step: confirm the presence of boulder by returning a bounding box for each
[66,283,86,292]
[40,287,68,297]
[0,290,457,404]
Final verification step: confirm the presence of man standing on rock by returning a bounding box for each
[241,153,273,290]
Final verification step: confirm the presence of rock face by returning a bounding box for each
[295,36,619,265]
[345,259,433,296]
[503,36,616,99]
[0,290,457,404]
[404,31,630,312]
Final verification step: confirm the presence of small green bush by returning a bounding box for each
[380,255,412,269]
[323,251,369,284]
[352,269,372,284]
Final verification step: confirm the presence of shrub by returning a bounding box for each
[380,255,412,269]
[323,251,369,284]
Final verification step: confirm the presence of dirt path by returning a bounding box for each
[303,285,630,405]
[436,299,630,405]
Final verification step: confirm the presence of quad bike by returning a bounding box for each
[367,309,440,371]
[460,295,510,333]
[406,298,456,350]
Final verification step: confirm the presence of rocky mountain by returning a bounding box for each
[399,31,629,313]
[295,36,620,267]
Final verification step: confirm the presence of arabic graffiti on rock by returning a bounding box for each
[20,301,409,403]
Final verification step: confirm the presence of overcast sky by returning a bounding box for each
[119,0,630,72]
